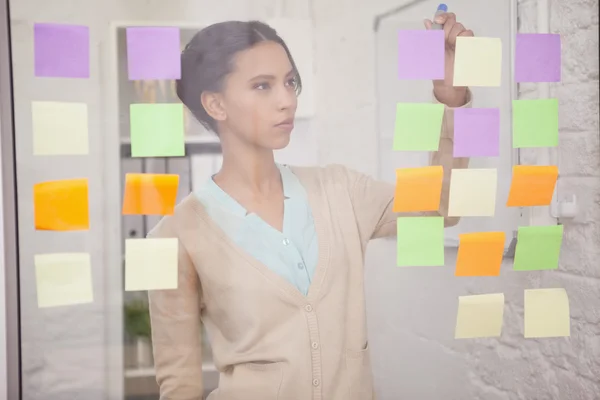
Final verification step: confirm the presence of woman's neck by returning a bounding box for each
[216,142,281,197]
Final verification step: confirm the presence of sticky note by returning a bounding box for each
[398,30,445,80]
[506,165,558,207]
[397,217,444,267]
[130,103,185,157]
[524,288,570,338]
[513,225,563,271]
[32,101,89,155]
[455,232,505,276]
[512,99,559,148]
[35,253,93,308]
[453,37,502,87]
[126,27,181,80]
[393,103,444,151]
[34,23,89,78]
[453,108,500,157]
[125,238,179,291]
[393,166,443,212]
[122,173,179,215]
[34,179,89,231]
[515,33,561,83]
[455,293,505,339]
[448,169,497,217]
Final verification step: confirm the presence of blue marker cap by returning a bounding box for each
[437,3,448,12]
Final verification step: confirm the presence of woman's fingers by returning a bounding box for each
[448,22,466,47]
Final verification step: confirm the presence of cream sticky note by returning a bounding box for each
[453,37,502,87]
[32,101,89,155]
[524,288,570,338]
[35,253,93,308]
[455,293,505,339]
[448,169,497,217]
[125,238,179,291]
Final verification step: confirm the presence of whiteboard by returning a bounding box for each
[375,0,522,247]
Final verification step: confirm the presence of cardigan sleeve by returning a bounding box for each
[147,217,205,400]
[349,89,472,242]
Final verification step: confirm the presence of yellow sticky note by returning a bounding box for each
[455,293,505,339]
[32,101,89,155]
[122,173,179,215]
[125,238,179,291]
[393,166,443,212]
[33,178,89,231]
[507,165,558,207]
[35,253,93,308]
[455,232,505,276]
[524,288,570,338]
[448,169,497,217]
[453,37,502,87]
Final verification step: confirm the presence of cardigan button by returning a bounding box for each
[305,304,313,312]
[313,378,320,386]
[312,342,319,349]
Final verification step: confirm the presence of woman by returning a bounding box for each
[148,14,473,400]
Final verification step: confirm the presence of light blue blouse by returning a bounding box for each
[194,164,318,296]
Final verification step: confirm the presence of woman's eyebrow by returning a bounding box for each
[249,69,295,81]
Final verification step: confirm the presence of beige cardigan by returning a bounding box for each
[147,93,471,400]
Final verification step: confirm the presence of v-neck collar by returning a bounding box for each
[186,166,331,305]
[204,163,295,218]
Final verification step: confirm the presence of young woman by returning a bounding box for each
[148,14,473,400]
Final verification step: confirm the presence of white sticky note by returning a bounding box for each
[524,288,570,338]
[32,101,89,155]
[455,293,505,339]
[453,37,502,87]
[125,238,178,291]
[35,253,93,308]
[448,169,498,217]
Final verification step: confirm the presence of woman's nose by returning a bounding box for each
[275,84,296,110]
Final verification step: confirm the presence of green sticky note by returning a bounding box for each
[130,103,185,157]
[513,225,564,271]
[397,216,444,266]
[393,103,444,151]
[512,99,558,148]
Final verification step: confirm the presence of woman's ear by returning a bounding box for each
[201,91,226,122]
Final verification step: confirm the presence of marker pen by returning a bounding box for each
[431,3,448,30]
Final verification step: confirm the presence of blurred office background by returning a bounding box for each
[0,0,599,399]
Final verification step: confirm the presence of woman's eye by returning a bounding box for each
[254,82,270,90]
[286,77,298,89]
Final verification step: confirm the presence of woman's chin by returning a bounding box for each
[268,132,292,150]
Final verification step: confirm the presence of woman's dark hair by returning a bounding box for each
[176,20,303,133]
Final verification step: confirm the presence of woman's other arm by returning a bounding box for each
[147,219,204,400]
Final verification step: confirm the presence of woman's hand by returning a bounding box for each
[424,13,474,107]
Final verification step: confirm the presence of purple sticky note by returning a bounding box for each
[34,23,90,78]
[515,34,561,82]
[398,30,445,80]
[453,108,500,157]
[126,27,181,80]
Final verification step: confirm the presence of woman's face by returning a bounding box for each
[216,41,299,150]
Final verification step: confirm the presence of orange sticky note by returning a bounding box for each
[393,166,443,212]
[122,173,179,215]
[34,178,89,231]
[455,232,505,276]
[507,165,558,207]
